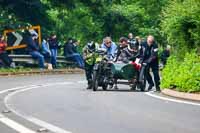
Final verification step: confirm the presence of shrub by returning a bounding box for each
[161,51,200,92]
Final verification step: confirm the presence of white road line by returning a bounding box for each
[29,117,72,133]
[145,92,200,106]
[0,85,37,94]
[4,82,73,133]
[0,116,36,133]
[0,85,38,133]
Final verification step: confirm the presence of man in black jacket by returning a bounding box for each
[140,35,160,91]
[26,33,45,69]
[64,38,84,69]
[160,45,171,66]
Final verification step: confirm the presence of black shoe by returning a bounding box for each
[114,85,119,90]
[148,84,154,91]
[156,86,161,92]
[86,83,92,89]
[86,85,92,89]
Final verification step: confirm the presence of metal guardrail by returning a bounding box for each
[8,55,73,64]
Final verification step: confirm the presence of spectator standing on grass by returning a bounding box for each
[160,45,171,66]
[48,34,60,69]
[0,34,14,68]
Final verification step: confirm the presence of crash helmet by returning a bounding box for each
[128,39,139,52]
[87,41,96,52]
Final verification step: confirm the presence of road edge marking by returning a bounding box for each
[145,91,200,106]
[0,116,36,133]
[4,82,73,133]
[0,85,37,133]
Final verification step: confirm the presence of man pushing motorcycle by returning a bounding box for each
[82,41,99,89]
[139,35,161,92]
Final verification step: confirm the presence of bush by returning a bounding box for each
[161,51,200,93]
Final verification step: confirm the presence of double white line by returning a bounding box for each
[0,83,72,133]
[0,85,37,133]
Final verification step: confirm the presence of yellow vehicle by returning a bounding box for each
[3,25,41,51]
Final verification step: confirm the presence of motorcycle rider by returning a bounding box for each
[115,37,139,63]
[113,37,140,90]
[101,37,117,60]
[140,35,160,91]
[83,41,99,89]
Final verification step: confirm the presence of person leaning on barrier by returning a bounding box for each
[0,34,15,68]
[41,38,53,70]
[26,33,45,70]
[82,41,99,89]
[64,38,84,69]
[48,34,60,69]
[140,35,161,92]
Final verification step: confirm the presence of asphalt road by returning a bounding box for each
[0,74,200,133]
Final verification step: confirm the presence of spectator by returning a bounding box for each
[48,34,60,68]
[41,38,53,70]
[160,45,171,66]
[128,33,134,41]
[0,34,14,68]
[64,38,84,69]
[26,33,45,70]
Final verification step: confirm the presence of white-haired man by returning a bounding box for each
[140,35,160,91]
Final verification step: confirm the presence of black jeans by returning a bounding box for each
[146,62,160,88]
[85,62,94,84]
[0,52,12,67]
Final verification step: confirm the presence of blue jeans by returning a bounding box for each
[67,53,84,68]
[50,49,57,68]
[29,51,45,69]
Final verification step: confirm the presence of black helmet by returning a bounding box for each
[128,39,139,49]
[128,39,139,51]
[87,41,96,52]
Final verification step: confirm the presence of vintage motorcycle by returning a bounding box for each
[92,49,147,91]
[92,49,113,91]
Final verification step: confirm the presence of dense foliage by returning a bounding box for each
[161,52,200,92]
[161,0,200,57]
[0,0,168,44]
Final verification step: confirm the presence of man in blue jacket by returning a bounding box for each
[101,37,117,60]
